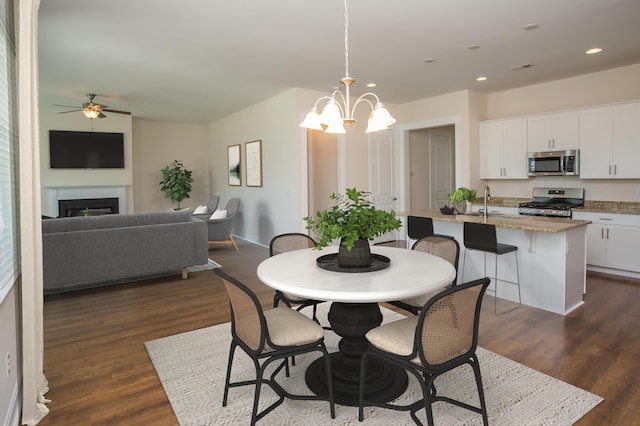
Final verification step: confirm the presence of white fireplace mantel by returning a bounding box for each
[44,186,128,217]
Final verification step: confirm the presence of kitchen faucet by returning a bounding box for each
[483,185,491,221]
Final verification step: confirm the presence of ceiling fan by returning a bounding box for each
[54,93,132,119]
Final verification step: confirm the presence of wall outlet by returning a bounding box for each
[5,352,10,377]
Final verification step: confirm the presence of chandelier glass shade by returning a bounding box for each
[300,0,396,134]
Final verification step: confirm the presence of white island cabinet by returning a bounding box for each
[403,210,590,316]
[572,211,640,276]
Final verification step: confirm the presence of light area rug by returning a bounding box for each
[145,304,602,425]
[186,259,222,273]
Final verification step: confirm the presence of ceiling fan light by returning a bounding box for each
[319,99,343,126]
[300,108,324,130]
[372,103,396,126]
[324,122,347,134]
[82,107,100,119]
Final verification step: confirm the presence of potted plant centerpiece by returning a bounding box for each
[448,187,477,214]
[159,160,193,210]
[304,188,402,268]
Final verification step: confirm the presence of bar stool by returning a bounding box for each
[461,222,521,315]
[406,216,434,249]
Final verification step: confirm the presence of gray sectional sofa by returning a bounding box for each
[42,209,209,294]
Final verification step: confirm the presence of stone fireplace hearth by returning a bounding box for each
[45,186,128,217]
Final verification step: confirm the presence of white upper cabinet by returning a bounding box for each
[580,102,640,179]
[527,111,579,151]
[480,118,528,179]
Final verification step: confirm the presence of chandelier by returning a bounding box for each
[299,0,396,134]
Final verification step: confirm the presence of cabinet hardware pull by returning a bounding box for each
[614,164,617,175]
[606,228,609,239]
[609,165,612,175]
[601,228,604,238]
[599,218,612,221]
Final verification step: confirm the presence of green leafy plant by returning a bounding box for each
[159,160,193,209]
[448,187,477,203]
[304,188,402,250]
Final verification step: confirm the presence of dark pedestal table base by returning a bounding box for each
[305,302,408,406]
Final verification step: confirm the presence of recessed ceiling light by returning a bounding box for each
[585,47,603,55]
[424,58,435,63]
[366,83,377,88]
[475,76,488,82]
[524,23,539,31]
[467,44,480,50]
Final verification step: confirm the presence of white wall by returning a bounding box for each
[208,88,303,245]
[132,119,209,212]
[484,64,640,202]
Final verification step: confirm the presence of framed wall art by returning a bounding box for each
[245,140,263,187]
[227,144,241,186]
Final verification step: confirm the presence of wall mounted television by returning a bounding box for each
[49,130,125,169]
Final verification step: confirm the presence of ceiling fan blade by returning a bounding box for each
[102,108,132,115]
[53,104,82,108]
[57,109,81,114]
[98,112,107,118]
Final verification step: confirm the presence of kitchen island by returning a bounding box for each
[402,209,592,315]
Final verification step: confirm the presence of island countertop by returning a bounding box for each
[400,209,591,233]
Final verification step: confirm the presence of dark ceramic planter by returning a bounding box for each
[338,238,371,268]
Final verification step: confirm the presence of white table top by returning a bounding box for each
[256,246,456,303]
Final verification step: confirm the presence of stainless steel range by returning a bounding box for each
[518,188,585,218]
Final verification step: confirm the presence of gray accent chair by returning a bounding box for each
[192,194,220,221]
[205,198,240,250]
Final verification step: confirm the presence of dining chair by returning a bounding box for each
[215,268,335,425]
[359,277,491,426]
[271,233,325,326]
[461,221,521,316]
[389,235,459,315]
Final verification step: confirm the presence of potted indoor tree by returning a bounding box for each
[159,160,193,210]
[304,188,402,268]
[448,187,477,214]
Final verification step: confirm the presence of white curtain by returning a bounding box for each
[18,0,48,424]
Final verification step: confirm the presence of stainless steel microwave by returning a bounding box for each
[527,150,579,176]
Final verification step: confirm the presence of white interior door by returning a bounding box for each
[369,130,397,243]
[428,127,455,208]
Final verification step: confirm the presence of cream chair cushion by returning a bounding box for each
[401,287,447,308]
[264,307,324,347]
[366,316,419,357]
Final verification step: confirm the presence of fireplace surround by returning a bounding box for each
[58,198,119,217]
[44,186,128,217]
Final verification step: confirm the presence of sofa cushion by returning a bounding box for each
[43,210,192,233]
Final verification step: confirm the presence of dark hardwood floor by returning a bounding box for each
[40,239,639,425]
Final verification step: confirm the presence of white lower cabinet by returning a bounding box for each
[574,212,640,273]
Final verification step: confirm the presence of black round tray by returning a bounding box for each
[316,253,391,273]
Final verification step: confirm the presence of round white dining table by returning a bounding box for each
[257,245,456,406]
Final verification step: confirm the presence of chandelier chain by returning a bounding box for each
[344,0,349,78]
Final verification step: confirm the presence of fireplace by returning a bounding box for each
[45,186,128,217]
[58,198,119,217]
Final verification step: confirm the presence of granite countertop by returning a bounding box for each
[401,209,591,233]
[470,197,640,216]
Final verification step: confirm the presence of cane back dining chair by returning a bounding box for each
[215,268,335,425]
[359,277,491,426]
[271,233,325,326]
[389,235,460,316]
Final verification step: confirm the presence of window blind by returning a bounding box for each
[0,19,19,303]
